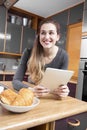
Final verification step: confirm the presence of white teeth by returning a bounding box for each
[44,41,50,43]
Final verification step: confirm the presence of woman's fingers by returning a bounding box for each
[53,85,70,97]
[33,85,70,98]
[33,85,50,97]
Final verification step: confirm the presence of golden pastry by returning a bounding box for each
[12,88,34,106]
[0,88,34,106]
[0,89,18,105]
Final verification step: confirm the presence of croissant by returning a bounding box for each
[0,89,18,105]
[0,88,34,106]
[12,88,34,106]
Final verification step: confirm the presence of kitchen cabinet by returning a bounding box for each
[0,6,6,52]
[28,124,50,130]
[5,74,28,81]
[5,74,14,81]
[8,7,43,30]
[5,22,22,53]
[0,75,3,81]
[66,22,82,78]
[55,112,87,130]
[50,3,83,50]
[0,74,14,81]
[51,10,68,25]
[0,5,43,56]
[68,82,76,98]
[22,26,35,52]
[69,3,84,24]
[50,10,68,49]
[56,24,67,49]
[0,73,28,82]
[84,0,87,10]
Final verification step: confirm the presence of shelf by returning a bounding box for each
[0,52,22,57]
[8,6,44,30]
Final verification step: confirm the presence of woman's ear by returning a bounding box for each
[57,34,60,41]
[36,34,38,38]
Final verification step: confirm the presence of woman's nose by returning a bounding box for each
[45,33,50,39]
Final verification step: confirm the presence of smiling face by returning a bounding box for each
[39,23,60,49]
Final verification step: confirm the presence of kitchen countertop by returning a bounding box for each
[0,71,77,83]
[0,71,29,75]
[0,81,87,130]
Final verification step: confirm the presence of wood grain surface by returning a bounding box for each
[0,81,87,130]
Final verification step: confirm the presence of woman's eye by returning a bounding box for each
[49,32,54,35]
[40,31,55,35]
[40,32,46,35]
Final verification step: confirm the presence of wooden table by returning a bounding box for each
[0,81,87,130]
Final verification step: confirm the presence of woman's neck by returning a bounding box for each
[44,45,58,56]
[44,45,59,64]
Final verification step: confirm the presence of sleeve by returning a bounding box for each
[60,50,69,70]
[12,48,31,91]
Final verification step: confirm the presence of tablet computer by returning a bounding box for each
[40,68,74,91]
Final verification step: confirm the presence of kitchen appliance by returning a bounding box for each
[80,36,87,58]
[76,5,87,100]
[77,33,87,102]
[76,59,87,101]
[76,0,87,101]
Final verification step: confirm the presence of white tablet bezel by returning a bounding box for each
[40,68,74,91]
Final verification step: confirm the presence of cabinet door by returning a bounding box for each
[52,10,68,25]
[51,10,68,49]
[69,3,84,24]
[5,22,22,53]
[55,112,87,130]
[68,82,76,97]
[0,75,3,81]
[84,0,87,10]
[66,22,82,78]
[0,6,6,51]
[5,75,14,81]
[4,74,28,81]
[22,27,35,52]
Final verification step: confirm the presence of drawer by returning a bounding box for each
[5,75,14,81]
[55,112,87,130]
[0,74,3,81]
[68,82,76,97]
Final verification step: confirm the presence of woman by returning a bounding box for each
[12,19,69,98]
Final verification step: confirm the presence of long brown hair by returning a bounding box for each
[27,19,60,84]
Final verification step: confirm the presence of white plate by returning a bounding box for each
[0,86,4,93]
[0,97,40,113]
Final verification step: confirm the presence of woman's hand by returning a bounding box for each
[33,85,50,97]
[52,85,70,98]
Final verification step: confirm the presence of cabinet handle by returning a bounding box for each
[67,118,80,127]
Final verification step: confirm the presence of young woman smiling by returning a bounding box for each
[12,19,69,98]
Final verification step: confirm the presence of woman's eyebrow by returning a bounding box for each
[40,30,55,32]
